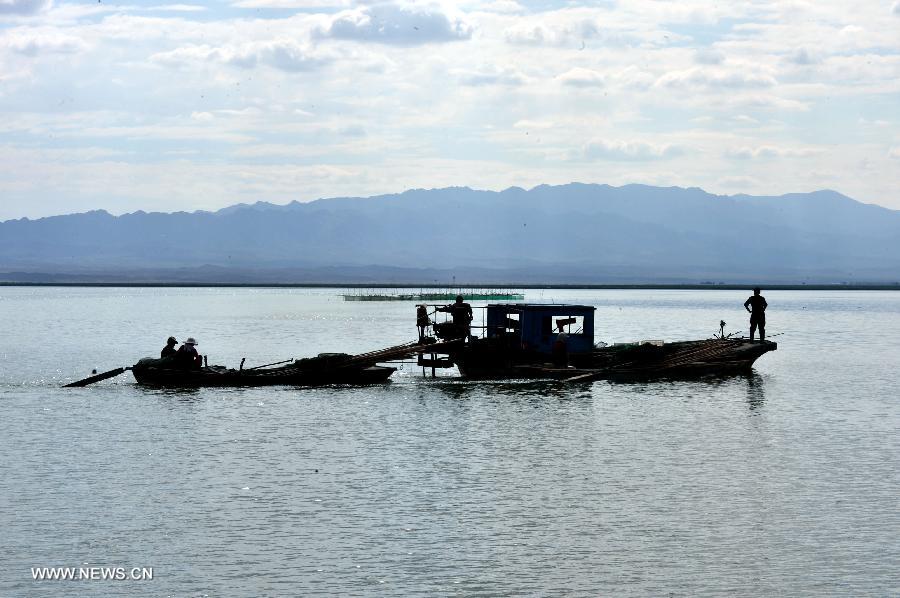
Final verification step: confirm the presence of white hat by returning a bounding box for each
[185,337,198,345]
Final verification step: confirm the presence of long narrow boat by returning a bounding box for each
[130,353,395,387]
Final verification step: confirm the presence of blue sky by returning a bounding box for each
[1,0,899,219]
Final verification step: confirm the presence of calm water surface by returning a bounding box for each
[1,288,898,596]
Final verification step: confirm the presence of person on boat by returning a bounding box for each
[175,337,203,369]
[437,295,473,340]
[416,304,431,341]
[160,336,178,358]
[744,288,768,342]
[552,321,569,367]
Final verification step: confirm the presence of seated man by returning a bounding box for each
[175,337,203,369]
[160,336,178,358]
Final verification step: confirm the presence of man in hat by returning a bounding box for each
[176,337,202,369]
[552,321,569,367]
[743,288,768,342]
[160,336,178,358]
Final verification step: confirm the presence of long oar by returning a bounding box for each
[63,367,131,388]
[245,358,294,370]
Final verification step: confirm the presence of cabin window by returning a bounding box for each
[505,313,520,333]
[541,315,585,335]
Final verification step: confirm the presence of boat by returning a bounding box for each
[417,303,776,381]
[130,353,396,387]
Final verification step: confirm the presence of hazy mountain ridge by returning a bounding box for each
[2,184,899,283]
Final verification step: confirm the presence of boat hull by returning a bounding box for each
[452,338,777,381]
[131,359,396,387]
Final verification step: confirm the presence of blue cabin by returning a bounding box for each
[485,304,595,355]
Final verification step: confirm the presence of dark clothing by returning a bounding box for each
[438,301,473,339]
[161,345,177,358]
[745,294,768,341]
[744,294,768,314]
[438,302,473,325]
[552,331,569,367]
[416,306,430,340]
[175,344,201,369]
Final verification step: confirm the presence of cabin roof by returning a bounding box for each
[486,303,596,311]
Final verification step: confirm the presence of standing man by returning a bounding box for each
[744,288,768,342]
[437,295,473,340]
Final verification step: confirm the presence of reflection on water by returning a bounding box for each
[425,378,582,401]
[745,372,766,412]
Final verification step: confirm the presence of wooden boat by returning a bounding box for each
[418,303,776,381]
[130,353,395,387]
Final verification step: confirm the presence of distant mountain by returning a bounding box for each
[2,184,899,284]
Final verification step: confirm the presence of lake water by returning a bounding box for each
[1,287,898,597]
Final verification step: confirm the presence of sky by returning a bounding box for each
[1,0,899,220]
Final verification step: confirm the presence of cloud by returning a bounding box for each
[788,47,818,65]
[0,0,51,15]
[454,65,525,86]
[889,147,900,159]
[513,119,554,130]
[717,175,760,189]
[656,67,777,90]
[582,139,685,161]
[893,2,900,15]
[727,145,819,160]
[2,29,88,56]
[318,3,473,45]
[694,48,724,65]
[730,94,810,112]
[232,0,351,7]
[475,0,523,15]
[557,67,604,88]
[151,40,331,72]
[504,18,603,47]
[147,5,207,12]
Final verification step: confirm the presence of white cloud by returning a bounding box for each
[727,145,819,160]
[788,47,818,65]
[582,139,685,161]
[717,175,760,189]
[474,1,523,15]
[231,0,351,7]
[151,40,332,72]
[655,66,777,90]
[513,119,554,130]
[1,29,87,55]
[694,48,724,65]
[557,67,604,88]
[147,5,208,12]
[893,2,900,15]
[454,65,525,86]
[0,0,51,16]
[317,3,473,45]
[504,20,598,46]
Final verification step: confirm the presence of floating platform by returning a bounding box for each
[343,289,525,302]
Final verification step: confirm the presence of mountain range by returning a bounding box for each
[2,183,899,284]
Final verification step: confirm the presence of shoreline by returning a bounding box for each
[2,282,899,291]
